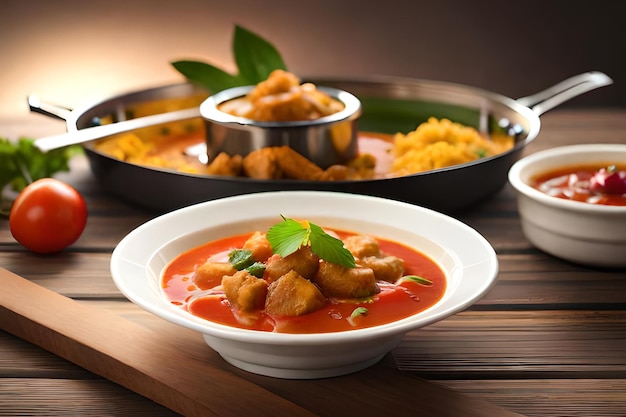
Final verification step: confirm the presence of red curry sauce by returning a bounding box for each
[161,230,447,334]
[531,163,626,206]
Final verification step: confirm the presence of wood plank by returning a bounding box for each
[0,377,181,417]
[396,310,626,379]
[439,379,626,417]
[0,268,317,417]
[0,268,525,417]
[5,331,625,417]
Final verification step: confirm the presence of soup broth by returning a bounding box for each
[162,229,447,334]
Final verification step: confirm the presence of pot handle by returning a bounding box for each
[516,71,613,116]
[27,94,73,122]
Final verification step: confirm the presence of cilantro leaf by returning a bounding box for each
[308,222,356,268]
[266,216,356,268]
[266,217,310,258]
[245,262,266,278]
[228,248,255,270]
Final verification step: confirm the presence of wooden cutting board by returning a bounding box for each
[0,267,524,417]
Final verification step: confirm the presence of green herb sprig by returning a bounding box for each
[397,275,433,286]
[0,137,82,216]
[266,216,356,268]
[171,25,288,94]
[350,307,368,319]
[228,248,266,278]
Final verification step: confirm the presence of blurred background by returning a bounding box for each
[1,0,624,124]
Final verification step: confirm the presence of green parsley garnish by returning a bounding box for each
[397,275,433,286]
[228,248,265,278]
[245,262,266,279]
[347,307,368,326]
[266,216,356,268]
[0,137,82,216]
[171,25,288,94]
[228,248,255,269]
[350,307,368,319]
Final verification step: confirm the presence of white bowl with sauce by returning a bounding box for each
[110,191,498,379]
[508,144,626,268]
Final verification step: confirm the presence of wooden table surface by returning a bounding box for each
[1,109,626,416]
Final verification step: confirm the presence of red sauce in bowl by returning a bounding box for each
[531,163,626,206]
[161,230,447,333]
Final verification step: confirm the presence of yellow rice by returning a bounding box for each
[390,117,514,176]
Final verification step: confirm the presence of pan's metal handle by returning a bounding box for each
[516,71,613,116]
[28,94,73,122]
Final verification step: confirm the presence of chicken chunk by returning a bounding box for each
[242,147,283,179]
[222,270,269,312]
[240,70,344,122]
[243,231,274,262]
[316,164,350,181]
[265,246,320,282]
[358,255,405,282]
[313,261,379,299]
[206,152,243,176]
[343,235,383,258]
[194,262,238,290]
[274,146,325,180]
[247,69,301,102]
[265,270,326,316]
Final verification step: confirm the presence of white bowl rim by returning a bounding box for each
[110,191,498,345]
[508,143,626,213]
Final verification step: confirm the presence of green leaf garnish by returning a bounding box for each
[349,307,368,319]
[245,262,266,278]
[228,248,255,270]
[266,216,356,268]
[266,217,310,257]
[307,222,356,268]
[228,249,266,278]
[1,137,82,216]
[170,61,245,93]
[170,25,287,93]
[397,275,433,286]
[232,25,287,84]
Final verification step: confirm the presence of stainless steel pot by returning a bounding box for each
[29,72,612,213]
[200,85,362,168]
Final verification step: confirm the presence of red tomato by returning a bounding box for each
[9,178,87,254]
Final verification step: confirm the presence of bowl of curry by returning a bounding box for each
[508,144,626,268]
[110,191,499,379]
